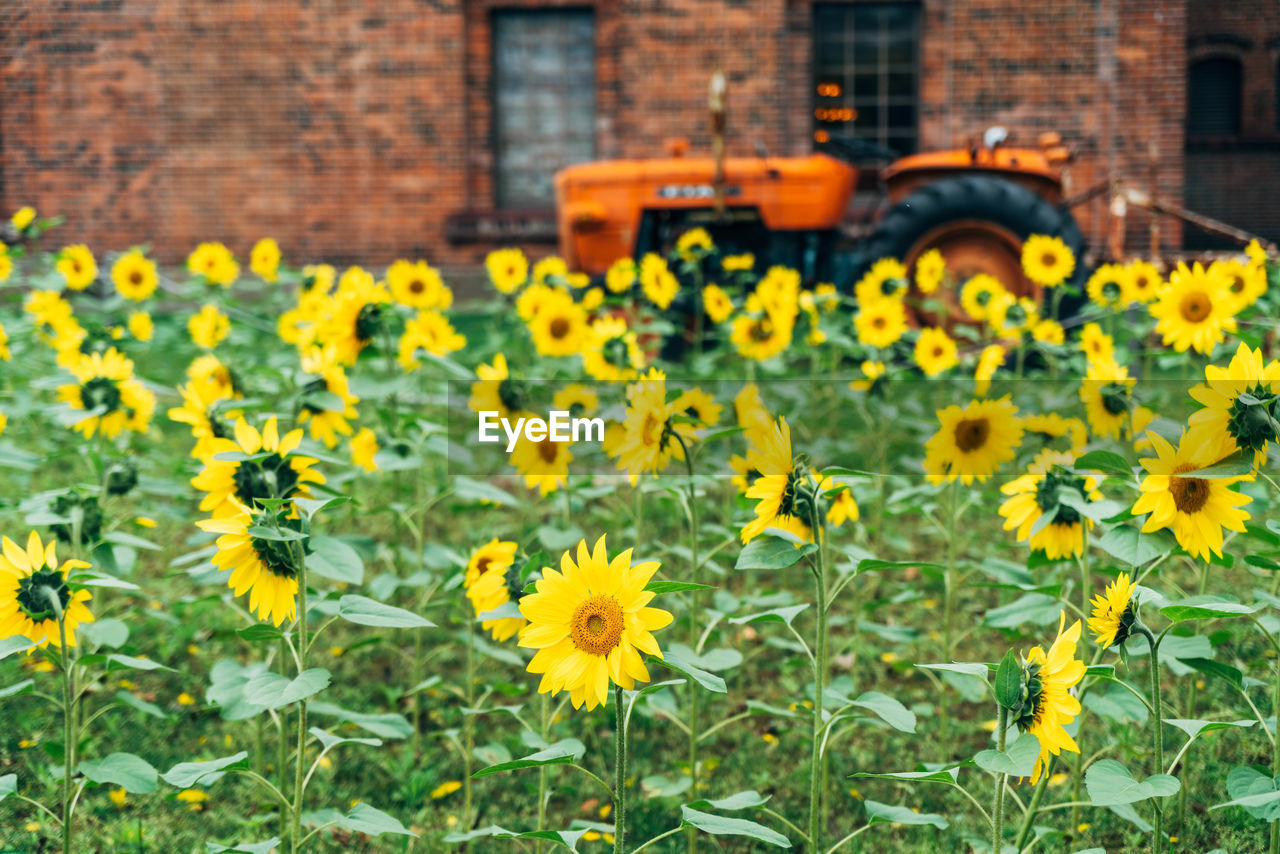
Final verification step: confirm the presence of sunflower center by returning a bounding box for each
[537,439,559,464]
[1041,252,1056,268]
[129,270,143,285]
[549,317,571,339]
[880,279,901,297]
[232,454,302,506]
[1229,274,1245,294]
[569,594,624,656]
[751,318,774,341]
[354,303,383,342]
[408,279,425,294]
[872,316,886,330]
[931,346,944,358]
[1170,468,1211,514]
[1179,291,1211,323]
[1101,281,1121,302]
[954,417,990,453]
[15,568,71,622]
[80,376,122,414]
[641,411,665,447]
[1133,274,1150,292]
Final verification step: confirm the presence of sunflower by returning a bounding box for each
[734,383,772,433]
[1124,260,1162,304]
[974,344,1006,396]
[351,427,380,472]
[987,292,1039,338]
[855,258,908,304]
[0,531,94,649]
[1187,342,1280,466]
[127,311,153,342]
[515,283,555,322]
[532,256,570,287]
[639,253,679,309]
[755,267,802,318]
[0,323,8,361]
[467,539,519,590]
[517,535,673,710]
[854,298,907,349]
[603,257,636,294]
[468,557,527,643]
[1022,413,1088,452]
[914,248,946,295]
[825,479,860,527]
[731,308,794,361]
[468,353,527,420]
[55,244,98,291]
[187,353,240,399]
[486,248,529,294]
[111,250,158,301]
[187,242,239,287]
[388,259,451,310]
[398,310,467,371]
[998,449,1103,559]
[1080,356,1136,440]
[1086,264,1130,311]
[924,396,1023,485]
[191,417,325,519]
[196,500,304,626]
[0,249,11,282]
[1009,612,1084,783]
[850,360,886,394]
[1246,239,1268,268]
[581,316,645,382]
[1132,430,1251,560]
[722,253,755,273]
[1216,258,1267,314]
[25,291,74,340]
[510,433,572,496]
[581,287,604,311]
[189,304,230,349]
[168,378,241,462]
[317,271,391,365]
[672,388,722,429]
[298,345,359,449]
[11,206,36,232]
[1078,322,1114,366]
[1020,235,1075,288]
[1149,262,1236,354]
[675,227,713,260]
[613,369,692,483]
[740,416,815,543]
[301,263,336,295]
[250,238,281,283]
[1088,573,1138,649]
[703,284,734,323]
[914,327,957,377]
[530,291,588,357]
[1031,318,1064,346]
[959,274,1007,322]
[57,348,156,439]
[553,384,600,418]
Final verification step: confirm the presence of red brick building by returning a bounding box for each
[0,1,1276,268]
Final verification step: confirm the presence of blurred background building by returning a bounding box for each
[0,1,1276,267]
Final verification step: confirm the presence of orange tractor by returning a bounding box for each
[554,127,1085,321]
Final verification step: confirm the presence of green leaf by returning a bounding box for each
[1093,525,1174,566]
[236,624,285,644]
[1159,596,1262,624]
[306,702,413,740]
[337,594,433,629]
[916,662,989,679]
[246,525,308,542]
[1183,450,1254,478]
[0,636,36,659]
[453,476,520,507]
[1164,718,1255,740]
[310,728,382,752]
[1085,759,1180,806]
[1215,766,1280,821]
[78,752,159,794]
[207,839,281,854]
[654,651,727,694]
[685,790,769,811]
[974,733,1040,777]
[162,752,250,788]
[679,806,790,848]
[1073,449,1134,476]
[1179,657,1244,691]
[107,654,174,672]
[854,558,945,576]
[473,739,586,778]
[864,799,949,830]
[645,581,716,594]
[846,691,916,733]
[995,649,1021,710]
[735,536,817,570]
[728,603,809,628]
[336,802,416,837]
[850,767,961,785]
[116,690,171,720]
[0,774,15,802]
[292,496,351,519]
[243,668,331,710]
[985,593,1063,629]
[102,530,161,551]
[307,536,365,585]
[0,679,34,700]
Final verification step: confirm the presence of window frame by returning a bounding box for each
[1186,53,1244,140]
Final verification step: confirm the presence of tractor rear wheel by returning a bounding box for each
[850,174,1087,323]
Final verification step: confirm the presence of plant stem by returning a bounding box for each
[537,692,549,854]
[991,706,1009,854]
[292,550,309,853]
[277,637,290,793]
[1013,763,1052,851]
[807,504,829,853]
[58,615,75,854]
[676,436,700,854]
[941,479,959,760]
[464,612,475,845]
[1272,651,1280,854]
[1139,627,1164,854]
[614,686,627,854]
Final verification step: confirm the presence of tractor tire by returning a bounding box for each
[847,174,1087,320]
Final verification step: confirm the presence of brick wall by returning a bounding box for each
[0,0,1228,269]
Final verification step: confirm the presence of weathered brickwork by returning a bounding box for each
[0,1,1274,268]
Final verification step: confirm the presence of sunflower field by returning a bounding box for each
[1,206,1280,854]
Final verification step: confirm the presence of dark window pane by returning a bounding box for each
[887,104,915,127]
[493,10,596,208]
[1187,56,1241,136]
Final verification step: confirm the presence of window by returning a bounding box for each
[813,3,919,156]
[1187,56,1242,136]
[492,10,596,209]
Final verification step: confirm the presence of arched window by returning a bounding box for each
[1187,56,1242,136]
